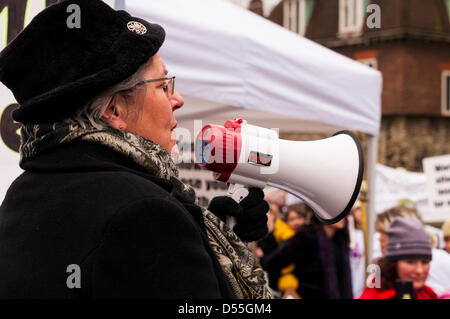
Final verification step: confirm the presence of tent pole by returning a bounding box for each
[366,134,378,265]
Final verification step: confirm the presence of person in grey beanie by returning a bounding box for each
[360,217,437,299]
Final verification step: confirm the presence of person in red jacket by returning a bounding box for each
[360,217,437,299]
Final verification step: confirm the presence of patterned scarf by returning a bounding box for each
[19,119,271,299]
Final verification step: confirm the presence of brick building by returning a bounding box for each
[261,0,450,171]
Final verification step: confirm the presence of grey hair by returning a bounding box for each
[71,57,153,129]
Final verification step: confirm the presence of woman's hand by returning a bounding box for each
[208,188,269,242]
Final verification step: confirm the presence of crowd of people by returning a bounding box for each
[254,188,450,299]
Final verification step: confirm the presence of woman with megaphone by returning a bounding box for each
[0,0,271,299]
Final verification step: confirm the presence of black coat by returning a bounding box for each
[260,224,353,299]
[0,140,234,298]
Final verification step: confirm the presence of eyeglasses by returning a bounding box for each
[135,76,176,96]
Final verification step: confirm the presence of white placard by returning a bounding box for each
[423,155,450,213]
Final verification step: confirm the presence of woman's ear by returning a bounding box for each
[102,96,127,131]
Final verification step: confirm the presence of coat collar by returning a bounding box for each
[20,139,174,193]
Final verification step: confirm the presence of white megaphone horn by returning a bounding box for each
[194,118,364,224]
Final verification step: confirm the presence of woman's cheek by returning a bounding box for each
[397,262,412,281]
[425,264,430,274]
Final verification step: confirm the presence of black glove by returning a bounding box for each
[208,188,269,242]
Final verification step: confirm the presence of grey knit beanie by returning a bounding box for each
[385,217,432,261]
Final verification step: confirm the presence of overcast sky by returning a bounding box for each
[225,0,282,17]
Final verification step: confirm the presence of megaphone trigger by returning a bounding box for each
[227,183,250,203]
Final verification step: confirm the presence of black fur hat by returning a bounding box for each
[0,0,165,124]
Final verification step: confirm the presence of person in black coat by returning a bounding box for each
[0,0,270,298]
[260,217,353,299]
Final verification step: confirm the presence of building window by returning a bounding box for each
[443,70,450,116]
[358,58,378,69]
[339,0,364,35]
[283,0,308,36]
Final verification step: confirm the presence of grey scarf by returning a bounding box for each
[20,119,271,299]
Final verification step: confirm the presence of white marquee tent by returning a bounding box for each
[0,0,382,260]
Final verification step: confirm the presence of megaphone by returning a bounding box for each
[195,118,364,224]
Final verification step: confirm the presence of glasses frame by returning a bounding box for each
[135,76,176,96]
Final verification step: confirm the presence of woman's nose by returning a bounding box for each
[414,264,425,275]
[171,90,184,111]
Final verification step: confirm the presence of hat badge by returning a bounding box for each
[127,21,147,35]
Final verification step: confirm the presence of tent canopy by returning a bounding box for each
[125,0,382,135]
